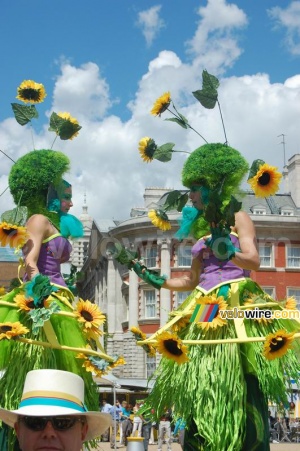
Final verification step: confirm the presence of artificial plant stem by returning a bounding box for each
[13,189,24,224]
[0,149,15,163]
[217,101,228,145]
[167,107,208,144]
[50,135,58,150]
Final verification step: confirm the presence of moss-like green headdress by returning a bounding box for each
[9,149,70,228]
[181,143,249,198]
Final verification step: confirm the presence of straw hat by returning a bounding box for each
[0,369,111,441]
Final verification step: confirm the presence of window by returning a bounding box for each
[146,355,156,378]
[286,246,300,268]
[177,245,192,267]
[287,288,300,309]
[144,290,156,318]
[262,287,276,298]
[176,291,191,307]
[259,244,273,267]
[251,204,266,215]
[143,247,157,268]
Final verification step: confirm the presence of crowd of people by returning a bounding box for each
[100,400,184,450]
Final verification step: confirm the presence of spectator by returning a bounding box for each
[101,400,112,442]
[132,402,143,437]
[120,400,132,445]
[0,369,111,451]
[157,408,172,451]
[173,417,186,450]
[109,401,122,448]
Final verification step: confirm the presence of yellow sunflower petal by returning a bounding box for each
[248,163,282,198]
[156,331,189,364]
[0,222,28,249]
[0,322,29,340]
[138,137,157,163]
[150,92,171,116]
[263,329,294,360]
[195,294,228,330]
[16,80,47,104]
[285,297,297,310]
[148,210,171,231]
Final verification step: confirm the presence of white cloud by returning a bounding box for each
[136,5,165,47]
[1,1,300,226]
[186,0,248,74]
[268,1,300,55]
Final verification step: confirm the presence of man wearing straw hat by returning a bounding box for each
[0,369,111,451]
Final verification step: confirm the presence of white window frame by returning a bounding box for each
[259,244,274,268]
[286,245,300,269]
[286,288,300,309]
[143,247,157,268]
[143,290,156,318]
[145,354,156,378]
[176,291,191,308]
[176,244,192,267]
[261,286,276,298]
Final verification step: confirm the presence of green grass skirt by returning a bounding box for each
[0,285,100,450]
[143,278,300,451]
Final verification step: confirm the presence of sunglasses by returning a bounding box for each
[19,416,85,432]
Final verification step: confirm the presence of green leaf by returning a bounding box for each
[111,242,138,266]
[49,112,82,140]
[248,159,265,180]
[223,196,242,226]
[160,190,189,212]
[192,70,219,109]
[58,121,82,140]
[11,103,38,126]
[165,117,188,129]
[153,143,175,162]
[1,206,28,226]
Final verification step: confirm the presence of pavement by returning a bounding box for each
[95,441,300,451]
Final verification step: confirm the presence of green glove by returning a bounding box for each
[132,262,166,289]
[205,225,240,261]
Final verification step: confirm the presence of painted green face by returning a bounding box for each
[60,187,73,213]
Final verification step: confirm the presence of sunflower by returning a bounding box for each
[148,209,171,231]
[77,352,104,377]
[131,326,147,341]
[138,137,157,162]
[75,299,105,335]
[285,297,297,310]
[0,322,29,340]
[0,222,28,249]
[0,286,6,296]
[156,331,189,364]
[16,80,46,104]
[15,294,36,311]
[172,316,191,333]
[247,163,282,197]
[195,294,228,331]
[263,329,294,360]
[56,112,81,140]
[150,92,171,116]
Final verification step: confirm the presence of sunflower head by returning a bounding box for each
[15,294,36,311]
[131,326,147,340]
[148,209,171,231]
[194,293,228,331]
[263,329,294,360]
[16,80,47,104]
[156,331,189,364]
[0,222,28,249]
[49,112,82,140]
[150,92,171,116]
[139,137,157,162]
[247,160,282,198]
[0,321,29,340]
[75,299,106,334]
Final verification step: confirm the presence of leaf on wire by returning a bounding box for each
[110,242,138,266]
[192,70,219,110]
[160,190,189,212]
[48,112,81,140]
[154,143,175,162]
[1,206,28,226]
[248,159,265,180]
[11,103,38,126]
[165,112,189,129]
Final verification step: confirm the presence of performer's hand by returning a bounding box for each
[131,261,166,289]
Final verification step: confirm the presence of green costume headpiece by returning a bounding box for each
[9,149,70,228]
[181,143,249,199]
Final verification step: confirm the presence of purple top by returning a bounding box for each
[24,234,72,287]
[191,233,250,291]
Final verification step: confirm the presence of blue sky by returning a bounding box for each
[1,0,300,221]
